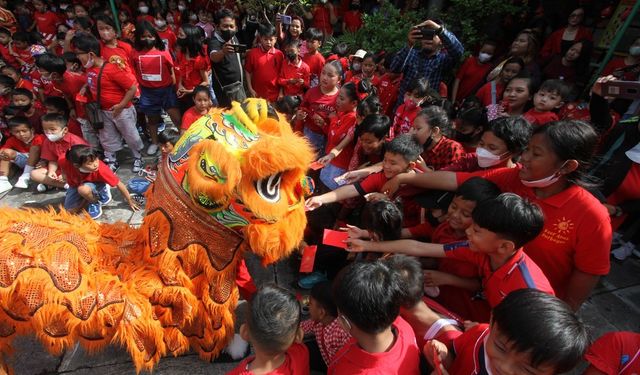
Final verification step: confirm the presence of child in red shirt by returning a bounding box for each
[317,81,359,190]
[44,96,83,139]
[391,78,429,138]
[451,40,496,104]
[245,23,284,102]
[278,39,310,97]
[96,15,135,74]
[60,144,139,219]
[180,86,213,132]
[175,24,209,112]
[412,106,465,171]
[475,57,523,107]
[426,289,588,375]
[522,79,569,126]
[132,22,181,155]
[30,0,60,44]
[302,28,325,88]
[584,331,640,375]
[0,117,44,193]
[296,61,341,153]
[10,88,44,134]
[376,68,401,117]
[30,113,87,191]
[347,51,378,86]
[0,28,19,69]
[8,31,36,74]
[227,285,309,375]
[153,13,177,52]
[342,0,363,32]
[1,65,34,92]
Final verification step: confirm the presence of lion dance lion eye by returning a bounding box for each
[254,172,282,203]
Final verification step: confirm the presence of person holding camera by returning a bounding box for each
[390,19,464,109]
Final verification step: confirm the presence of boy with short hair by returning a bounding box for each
[30,113,87,191]
[59,144,139,219]
[44,96,83,138]
[0,116,44,192]
[278,39,310,97]
[10,88,44,133]
[523,79,570,126]
[0,27,19,69]
[302,28,325,88]
[427,289,589,375]
[244,23,284,102]
[0,74,15,110]
[228,284,309,375]
[329,260,421,374]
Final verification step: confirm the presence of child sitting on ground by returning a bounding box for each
[180,85,213,133]
[59,144,140,219]
[329,260,420,374]
[300,281,351,372]
[227,284,309,375]
[584,331,640,374]
[426,289,589,375]
[10,88,44,134]
[0,116,44,192]
[523,79,570,126]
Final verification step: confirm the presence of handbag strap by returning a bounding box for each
[96,62,107,108]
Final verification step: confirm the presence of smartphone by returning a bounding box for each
[601,80,640,100]
[278,13,292,25]
[419,26,436,40]
[228,44,248,53]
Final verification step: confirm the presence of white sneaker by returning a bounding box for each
[132,158,144,173]
[612,242,636,261]
[36,183,48,192]
[14,174,30,189]
[147,143,159,155]
[0,177,12,194]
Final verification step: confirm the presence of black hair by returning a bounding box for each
[72,33,101,55]
[257,23,276,38]
[66,144,100,166]
[7,116,31,130]
[11,31,31,44]
[192,85,212,99]
[310,281,337,317]
[41,113,68,128]
[44,96,70,116]
[357,78,376,98]
[0,74,14,88]
[481,39,498,48]
[11,88,33,100]
[62,51,81,66]
[503,56,525,71]
[407,77,430,98]
[275,95,302,117]
[340,81,359,102]
[383,51,397,72]
[532,120,598,188]
[486,116,532,156]
[361,199,403,242]
[179,24,205,57]
[213,8,235,25]
[507,70,537,96]
[282,38,301,50]
[569,39,593,78]
[332,42,349,57]
[384,255,423,309]
[157,128,181,145]
[492,289,589,372]
[0,27,10,36]
[456,98,487,132]
[74,16,93,31]
[93,14,117,30]
[35,53,66,75]
[247,284,301,355]
[456,177,501,203]
[356,94,381,118]
[417,105,452,137]
[356,114,390,140]
[538,79,570,102]
[472,193,543,248]
[333,260,400,334]
[385,134,421,163]
[324,60,343,79]
[304,27,324,42]
[134,21,165,51]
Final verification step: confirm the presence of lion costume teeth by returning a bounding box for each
[0,99,314,373]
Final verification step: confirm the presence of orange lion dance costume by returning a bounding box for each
[0,99,314,372]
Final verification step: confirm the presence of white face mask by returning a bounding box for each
[154,19,167,28]
[629,46,640,57]
[178,4,186,11]
[520,161,567,188]
[476,147,508,168]
[352,62,361,72]
[46,132,64,142]
[478,52,493,63]
[625,143,640,164]
[78,166,94,173]
[139,6,149,14]
[83,55,94,69]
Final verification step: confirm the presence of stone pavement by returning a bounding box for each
[0,152,639,374]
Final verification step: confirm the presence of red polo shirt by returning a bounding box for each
[227,342,309,375]
[59,157,120,188]
[325,111,357,169]
[1,134,44,153]
[100,40,135,74]
[523,109,559,127]
[585,331,640,375]
[278,58,310,96]
[450,323,491,375]
[302,50,325,87]
[328,317,420,375]
[456,167,612,298]
[40,132,87,162]
[245,47,284,102]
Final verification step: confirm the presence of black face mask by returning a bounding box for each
[286,52,297,61]
[349,4,360,10]
[10,103,31,114]
[454,130,475,143]
[219,29,236,42]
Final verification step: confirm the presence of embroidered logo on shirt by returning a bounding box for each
[541,217,574,244]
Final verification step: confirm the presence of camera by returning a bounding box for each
[601,80,640,100]
[418,26,436,40]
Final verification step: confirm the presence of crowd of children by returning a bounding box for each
[0,0,638,373]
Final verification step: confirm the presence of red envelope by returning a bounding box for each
[309,161,324,170]
[322,229,349,249]
[299,245,317,273]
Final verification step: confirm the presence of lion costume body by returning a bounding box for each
[0,99,314,372]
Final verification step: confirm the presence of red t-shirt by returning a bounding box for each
[391,103,420,138]
[343,10,363,32]
[302,51,325,88]
[132,48,175,88]
[602,58,639,81]
[475,81,504,107]
[450,324,491,374]
[376,74,402,117]
[86,63,137,110]
[454,56,492,103]
[326,111,357,169]
[311,6,333,35]
[13,46,34,69]
[34,10,59,36]
[299,86,338,134]
[175,51,209,90]
[606,163,640,231]
[181,106,205,130]
[328,317,420,375]
[100,40,135,74]
[157,28,177,52]
[456,167,612,298]
[59,157,120,188]
[245,47,284,102]
[523,109,559,126]
[40,132,87,162]
[585,331,640,375]
[226,342,310,375]
[59,71,88,119]
[0,44,18,69]
[278,59,311,96]
[1,134,44,153]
